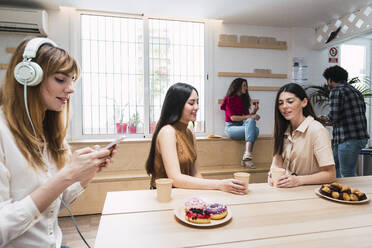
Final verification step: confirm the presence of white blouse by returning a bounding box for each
[0,109,84,248]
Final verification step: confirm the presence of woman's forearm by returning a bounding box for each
[30,168,73,213]
[171,174,221,190]
[230,115,253,122]
[297,167,336,186]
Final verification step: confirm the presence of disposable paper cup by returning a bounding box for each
[271,167,286,187]
[155,178,173,202]
[234,172,250,193]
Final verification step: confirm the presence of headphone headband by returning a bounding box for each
[22,38,58,59]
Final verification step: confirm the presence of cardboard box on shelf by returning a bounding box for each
[240,35,258,44]
[219,34,238,43]
[258,37,277,44]
[277,41,287,46]
[254,68,272,74]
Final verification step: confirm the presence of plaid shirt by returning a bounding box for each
[327,82,369,145]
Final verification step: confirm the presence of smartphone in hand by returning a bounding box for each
[104,136,125,150]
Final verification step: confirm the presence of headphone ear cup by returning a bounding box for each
[14,61,43,86]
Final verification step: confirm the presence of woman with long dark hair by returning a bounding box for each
[146,83,246,194]
[220,78,260,168]
[268,83,336,187]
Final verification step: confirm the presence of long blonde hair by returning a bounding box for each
[0,38,80,170]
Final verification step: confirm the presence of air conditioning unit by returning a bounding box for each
[0,7,48,36]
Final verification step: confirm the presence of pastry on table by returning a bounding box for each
[340,185,351,194]
[350,193,359,201]
[185,208,211,224]
[339,192,351,201]
[329,182,342,192]
[320,183,367,202]
[184,197,206,211]
[355,191,367,201]
[331,191,340,199]
[205,203,228,220]
[319,185,332,197]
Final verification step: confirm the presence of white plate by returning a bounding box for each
[315,188,369,204]
[174,206,232,227]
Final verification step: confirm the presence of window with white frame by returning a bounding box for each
[80,14,205,137]
[340,44,367,79]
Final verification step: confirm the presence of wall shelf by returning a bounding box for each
[218,87,280,104]
[218,72,287,79]
[6,47,16,54]
[0,63,8,70]
[248,86,280,91]
[218,41,287,50]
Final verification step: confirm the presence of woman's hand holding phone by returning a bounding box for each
[96,136,124,170]
[63,147,112,187]
[104,136,125,150]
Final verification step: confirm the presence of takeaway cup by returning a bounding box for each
[234,172,250,193]
[155,178,173,202]
[271,167,286,187]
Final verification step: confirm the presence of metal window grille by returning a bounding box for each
[149,19,205,133]
[81,14,144,135]
[80,14,204,136]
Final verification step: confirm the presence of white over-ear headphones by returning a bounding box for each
[14,38,58,148]
[14,38,57,86]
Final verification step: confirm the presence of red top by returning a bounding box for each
[220,95,250,122]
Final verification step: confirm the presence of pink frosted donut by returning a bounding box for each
[184,197,206,210]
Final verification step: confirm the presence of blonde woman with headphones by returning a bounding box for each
[0,38,117,248]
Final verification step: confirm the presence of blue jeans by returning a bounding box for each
[333,138,368,177]
[224,118,259,148]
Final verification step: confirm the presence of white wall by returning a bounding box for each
[209,23,329,136]
[0,7,333,137]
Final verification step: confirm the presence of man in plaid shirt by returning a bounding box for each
[321,65,369,177]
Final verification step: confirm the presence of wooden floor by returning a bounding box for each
[59,214,100,248]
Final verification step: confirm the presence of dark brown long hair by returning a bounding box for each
[273,83,317,156]
[225,78,251,112]
[145,83,198,175]
[0,37,80,170]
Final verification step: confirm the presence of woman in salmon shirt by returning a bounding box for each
[220,78,260,168]
[268,83,336,188]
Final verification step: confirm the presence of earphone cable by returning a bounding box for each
[24,84,43,156]
[60,198,92,248]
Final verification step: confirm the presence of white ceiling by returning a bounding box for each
[1,0,372,28]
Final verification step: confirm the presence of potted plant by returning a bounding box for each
[304,77,372,110]
[128,112,140,134]
[150,121,157,133]
[115,103,128,134]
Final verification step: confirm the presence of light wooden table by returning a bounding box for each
[95,176,372,248]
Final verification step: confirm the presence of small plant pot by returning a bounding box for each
[150,121,157,133]
[116,123,127,134]
[128,126,137,133]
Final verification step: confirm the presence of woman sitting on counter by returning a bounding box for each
[145,82,247,195]
[268,83,336,188]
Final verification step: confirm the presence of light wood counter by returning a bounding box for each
[95,176,372,248]
[102,175,372,215]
